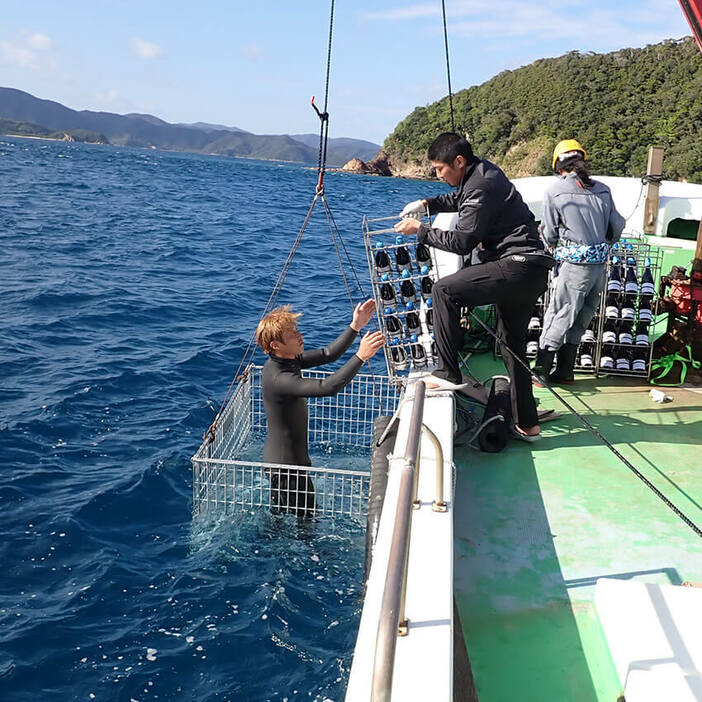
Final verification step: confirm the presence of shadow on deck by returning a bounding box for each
[453,361,702,702]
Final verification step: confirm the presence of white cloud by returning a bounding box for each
[26,32,53,50]
[131,37,164,59]
[0,31,55,70]
[360,0,689,46]
[0,40,39,69]
[242,43,263,60]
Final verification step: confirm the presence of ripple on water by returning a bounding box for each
[0,137,447,701]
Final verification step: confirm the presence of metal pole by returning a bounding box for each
[421,424,447,512]
[412,444,421,510]
[643,146,664,235]
[371,381,426,702]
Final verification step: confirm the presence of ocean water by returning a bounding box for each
[0,137,445,702]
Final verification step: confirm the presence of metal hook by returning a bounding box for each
[310,96,329,122]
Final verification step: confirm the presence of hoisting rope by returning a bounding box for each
[322,195,371,301]
[440,0,455,133]
[204,196,320,443]
[467,310,702,540]
[311,0,382,383]
[205,0,380,444]
[321,194,380,378]
[311,0,336,195]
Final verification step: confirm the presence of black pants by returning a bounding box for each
[266,467,317,518]
[432,255,549,429]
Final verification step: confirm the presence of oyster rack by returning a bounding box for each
[362,214,438,381]
[527,238,663,378]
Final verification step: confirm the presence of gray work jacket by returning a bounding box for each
[540,173,626,249]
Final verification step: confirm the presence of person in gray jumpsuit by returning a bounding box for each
[256,301,384,518]
[534,139,626,384]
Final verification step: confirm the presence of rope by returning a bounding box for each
[325,203,356,308]
[619,172,664,224]
[207,0,385,446]
[205,195,320,441]
[313,0,335,194]
[321,194,382,384]
[441,0,455,133]
[467,308,702,539]
[322,195,370,299]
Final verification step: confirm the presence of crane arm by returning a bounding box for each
[678,0,702,52]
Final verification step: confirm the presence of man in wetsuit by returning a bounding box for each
[256,301,384,517]
[395,132,554,441]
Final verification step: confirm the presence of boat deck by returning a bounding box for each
[454,354,702,702]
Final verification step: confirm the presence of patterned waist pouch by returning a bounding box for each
[553,241,609,264]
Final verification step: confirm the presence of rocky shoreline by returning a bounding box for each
[341,151,434,180]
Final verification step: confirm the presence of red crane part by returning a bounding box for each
[679,0,702,52]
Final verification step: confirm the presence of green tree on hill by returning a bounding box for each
[382,38,702,181]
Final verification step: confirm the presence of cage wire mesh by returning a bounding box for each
[192,365,399,520]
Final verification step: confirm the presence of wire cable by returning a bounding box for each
[467,308,702,539]
[441,0,455,132]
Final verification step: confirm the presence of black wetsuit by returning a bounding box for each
[262,325,362,516]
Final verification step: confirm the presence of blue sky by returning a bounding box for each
[0,1,691,144]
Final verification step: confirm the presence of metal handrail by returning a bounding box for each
[422,424,447,512]
[411,425,446,511]
[371,381,426,702]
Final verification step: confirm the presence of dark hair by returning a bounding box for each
[560,158,593,188]
[427,132,474,165]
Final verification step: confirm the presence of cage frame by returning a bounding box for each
[192,364,399,519]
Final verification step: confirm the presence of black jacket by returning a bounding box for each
[418,157,545,263]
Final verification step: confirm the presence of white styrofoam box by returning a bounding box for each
[594,577,702,702]
[627,664,702,701]
[431,213,465,280]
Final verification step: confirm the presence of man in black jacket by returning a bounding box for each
[395,132,552,440]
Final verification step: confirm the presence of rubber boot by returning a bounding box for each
[532,348,555,387]
[549,343,578,384]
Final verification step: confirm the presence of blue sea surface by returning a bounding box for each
[0,138,445,701]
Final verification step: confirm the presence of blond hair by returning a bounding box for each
[256,305,302,354]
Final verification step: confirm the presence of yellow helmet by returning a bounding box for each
[552,139,586,171]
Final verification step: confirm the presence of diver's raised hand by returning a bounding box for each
[356,330,385,361]
[351,299,376,331]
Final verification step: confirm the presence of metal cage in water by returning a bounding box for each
[192,365,399,519]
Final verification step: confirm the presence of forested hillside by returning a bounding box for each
[0,87,379,165]
[379,38,702,181]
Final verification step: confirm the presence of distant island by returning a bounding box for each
[350,37,702,183]
[0,87,380,165]
[7,38,700,183]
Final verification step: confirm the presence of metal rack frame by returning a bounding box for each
[528,238,663,379]
[592,238,663,378]
[362,214,438,383]
[191,365,399,519]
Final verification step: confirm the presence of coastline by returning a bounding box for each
[2,132,438,181]
[2,133,399,172]
[3,132,107,145]
[4,133,66,142]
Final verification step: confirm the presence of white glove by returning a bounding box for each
[400,199,426,217]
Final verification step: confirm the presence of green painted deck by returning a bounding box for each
[453,353,702,702]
